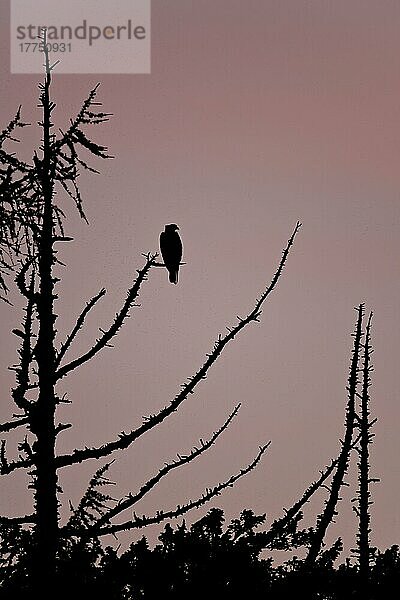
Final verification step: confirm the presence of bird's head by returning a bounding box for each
[165,223,179,231]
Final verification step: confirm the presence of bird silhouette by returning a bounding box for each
[160,224,183,284]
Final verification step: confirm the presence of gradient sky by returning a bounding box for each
[1,0,400,558]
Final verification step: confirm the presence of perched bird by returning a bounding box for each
[160,224,183,284]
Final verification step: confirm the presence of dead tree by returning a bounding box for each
[304,304,364,566]
[0,32,301,591]
[352,312,378,593]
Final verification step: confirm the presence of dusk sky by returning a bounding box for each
[1,0,400,557]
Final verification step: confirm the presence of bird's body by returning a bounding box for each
[160,224,183,284]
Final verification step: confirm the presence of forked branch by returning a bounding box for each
[55,287,106,368]
[55,254,157,380]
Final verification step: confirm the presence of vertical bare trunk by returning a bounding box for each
[357,312,375,595]
[31,41,58,589]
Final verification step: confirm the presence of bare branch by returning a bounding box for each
[0,440,8,473]
[0,107,31,173]
[0,514,35,525]
[0,417,29,433]
[11,272,36,412]
[0,453,32,475]
[0,440,31,478]
[55,423,72,436]
[55,288,106,368]
[0,106,28,144]
[55,254,157,380]
[89,404,241,529]
[15,259,37,301]
[152,261,186,268]
[266,461,338,544]
[53,84,111,153]
[63,442,271,538]
[54,224,301,469]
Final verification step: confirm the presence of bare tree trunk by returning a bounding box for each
[31,44,58,590]
[356,312,377,598]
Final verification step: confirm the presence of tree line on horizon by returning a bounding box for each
[0,33,397,599]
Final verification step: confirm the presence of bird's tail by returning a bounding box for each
[169,270,178,284]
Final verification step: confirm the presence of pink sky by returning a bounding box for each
[1,0,400,557]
